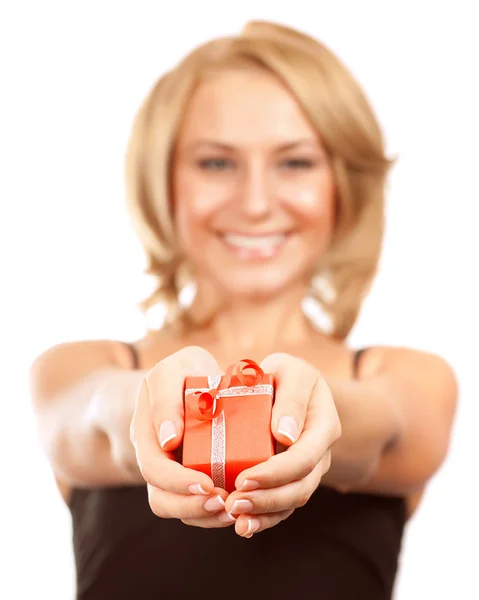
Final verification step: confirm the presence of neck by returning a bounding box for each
[186,280,317,357]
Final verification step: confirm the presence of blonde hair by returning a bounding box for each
[125,20,394,340]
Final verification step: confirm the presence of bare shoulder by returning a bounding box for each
[356,345,458,395]
[357,345,458,434]
[30,328,182,386]
[29,339,135,403]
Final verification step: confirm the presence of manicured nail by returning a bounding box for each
[159,420,177,448]
[230,499,253,515]
[188,484,209,495]
[239,479,260,491]
[278,416,298,443]
[244,518,260,538]
[204,495,226,512]
[218,510,237,523]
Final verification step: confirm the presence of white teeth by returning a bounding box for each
[222,234,286,249]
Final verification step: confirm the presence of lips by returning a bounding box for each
[218,232,291,259]
[222,232,286,248]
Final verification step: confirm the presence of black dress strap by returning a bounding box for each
[352,348,368,378]
[123,342,140,370]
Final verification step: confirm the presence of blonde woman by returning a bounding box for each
[30,21,457,600]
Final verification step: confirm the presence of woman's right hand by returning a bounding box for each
[130,346,236,528]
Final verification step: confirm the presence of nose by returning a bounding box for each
[238,162,273,219]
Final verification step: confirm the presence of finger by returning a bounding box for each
[226,459,325,516]
[148,485,229,520]
[235,378,339,490]
[234,509,295,538]
[181,513,236,529]
[148,346,222,451]
[131,377,215,494]
[260,353,317,446]
[181,511,237,529]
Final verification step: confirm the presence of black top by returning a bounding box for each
[69,347,406,599]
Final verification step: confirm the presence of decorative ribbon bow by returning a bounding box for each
[186,359,264,422]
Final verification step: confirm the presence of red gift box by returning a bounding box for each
[182,359,275,492]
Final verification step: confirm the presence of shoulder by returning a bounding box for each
[30,340,120,401]
[30,328,180,381]
[30,339,138,392]
[357,345,458,426]
[357,345,457,387]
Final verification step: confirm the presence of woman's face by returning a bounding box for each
[172,68,336,299]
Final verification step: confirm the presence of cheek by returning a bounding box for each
[174,171,230,228]
[296,188,327,214]
[173,178,209,245]
[292,182,336,229]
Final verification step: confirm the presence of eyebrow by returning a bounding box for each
[185,139,320,152]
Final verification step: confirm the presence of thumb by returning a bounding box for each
[260,353,317,447]
[148,346,222,451]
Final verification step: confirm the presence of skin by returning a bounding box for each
[31,67,457,540]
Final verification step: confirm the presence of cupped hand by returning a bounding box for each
[130,346,237,528]
[224,353,341,538]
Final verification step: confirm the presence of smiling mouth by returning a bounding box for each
[217,232,291,259]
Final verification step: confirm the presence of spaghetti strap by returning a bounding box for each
[352,348,368,378]
[123,342,140,370]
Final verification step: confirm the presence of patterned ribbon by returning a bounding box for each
[185,359,266,488]
[186,359,264,421]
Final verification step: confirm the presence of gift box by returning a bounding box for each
[182,359,275,492]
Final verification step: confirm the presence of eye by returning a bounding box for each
[281,158,316,169]
[197,158,234,170]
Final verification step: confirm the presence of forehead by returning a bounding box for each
[176,68,318,148]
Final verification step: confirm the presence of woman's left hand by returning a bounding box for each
[224,353,342,538]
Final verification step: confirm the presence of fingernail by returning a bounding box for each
[188,484,209,495]
[159,420,177,448]
[278,416,298,443]
[218,510,237,523]
[204,495,226,512]
[230,499,253,515]
[243,517,260,538]
[239,479,260,491]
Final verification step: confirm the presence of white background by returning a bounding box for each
[1,1,478,598]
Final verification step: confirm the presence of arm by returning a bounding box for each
[213,348,457,537]
[322,347,458,495]
[29,340,147,487]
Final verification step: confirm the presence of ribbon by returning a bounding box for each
[185,359,266,489]
[185,359,264,422]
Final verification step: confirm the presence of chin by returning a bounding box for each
[213,269,300,300]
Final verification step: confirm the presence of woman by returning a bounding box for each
[30,20,457,600]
